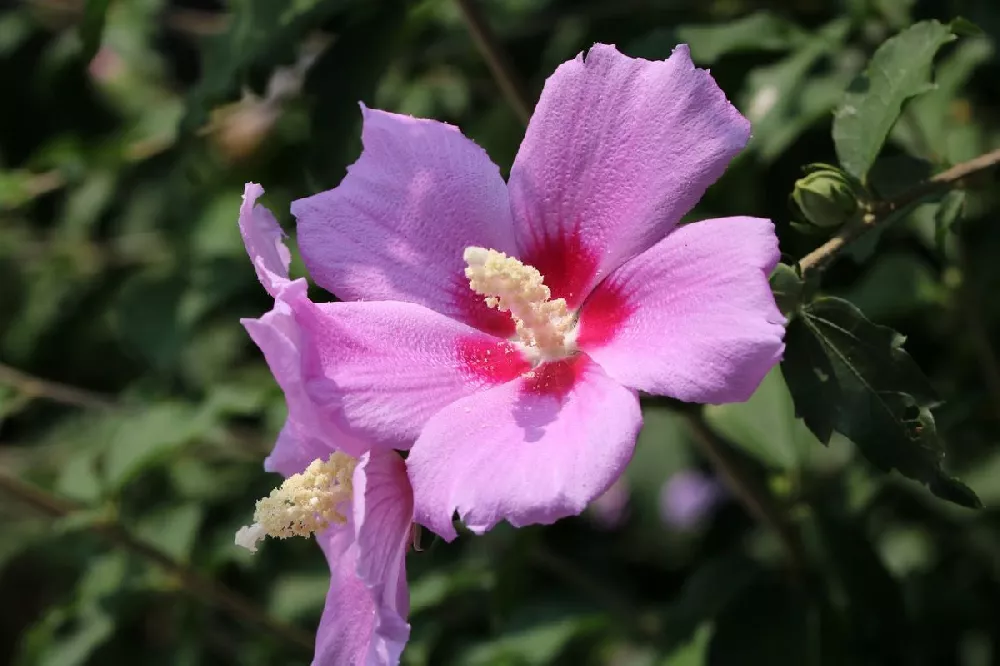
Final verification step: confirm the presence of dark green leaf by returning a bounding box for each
[742,20,852,162]
[660,555,760,649]
[769,263,804,316]
[934,190,966,249]
[893,36,993,159]
[708,573,846,665]
[781,316,839,444]
[782,296,980,507]
[114,273,188,370]
[79,0,111,63]
[302,0,409,184]
[102,404,211,490]
[456,606,606,666]
[803,510,908,661]
[949,17,983,36]
[182,0,348,132]
[832,20,956,180]
[678,12,809,64]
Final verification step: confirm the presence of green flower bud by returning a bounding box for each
[792,168,861,229]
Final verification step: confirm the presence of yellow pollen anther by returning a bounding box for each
[463,247,574,357]
[235,452,356,553]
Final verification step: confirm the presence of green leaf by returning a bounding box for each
[781,315,839,444]
[35,609,115,666]
[934,190,966,249]
[769,263,804,316]
[659,555,760,650]
[55,448,105,503]
[302,0,409,183]
[102,403,211,490]
[893,36,993,160]
[114,272,188,370]
[707,574,843,665]
[741,20,852,162]
[832,20,957,181]
[782,297,980,508]
[628,12,808,65]
[134,503,203,562]
[268,573,330,621]
[408,567,494,616]
[840,252,942,321]
[663,624,712,666]
[705,369,831,471]
[80,0,112,63]
[182,0,348,132]
[803,510,908,661]
[457,606,605,666]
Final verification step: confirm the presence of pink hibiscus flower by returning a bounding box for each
[278,43,784,540]
[236,188,413,665]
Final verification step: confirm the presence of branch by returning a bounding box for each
[797,147,1000,276]
[0,362,117,410]
[0,473,314,653]
[681,410,806,577]
[453,0,533,125]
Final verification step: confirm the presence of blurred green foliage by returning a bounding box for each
[3,0,1000,664]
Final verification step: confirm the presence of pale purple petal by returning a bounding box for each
[577,217,785,403]
[239,182,291,297]
[406,355,642,540]
[659,470,724,530]
[313,526,408,666]
[292,299,531,449]
[508,44,750,309]
[265,419,332,477]
[241,281,372,467]
[353,449,413,619]
[292,106,518,337]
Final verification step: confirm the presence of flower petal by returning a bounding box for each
[239,182,291,297]
[406,355,642,539]
[508,44,750,308]
[292,299,531,449]
[577,216,785,403]
[292,106,517,337]
[242,281,372,469]
[265,419,331,478]
[354,449,413,617]
[314,527,409,666]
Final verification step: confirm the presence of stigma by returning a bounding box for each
[235,452,356,553]
[464,247,576,359]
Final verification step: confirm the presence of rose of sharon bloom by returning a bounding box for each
[236,188,413,665]
[659,470,725,531]
[288,43,785,540]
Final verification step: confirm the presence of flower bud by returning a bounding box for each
[792,168,860,229]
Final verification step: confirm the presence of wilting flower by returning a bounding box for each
[237,187,413,665]
[281,43,784,540]
[659,470,725,531]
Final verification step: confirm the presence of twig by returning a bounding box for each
[797,147,1000,277]
[0,472,314,653]
[0,362,117,410]
[453,0,533,125]
[681,410,806,576]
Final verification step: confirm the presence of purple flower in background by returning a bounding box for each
[659,470,725,530]
[236,188,413,665]
[282,43,784,540]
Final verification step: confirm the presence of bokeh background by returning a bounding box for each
[3,0,1000,664]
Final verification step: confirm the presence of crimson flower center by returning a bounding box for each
[463,246,578,361]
